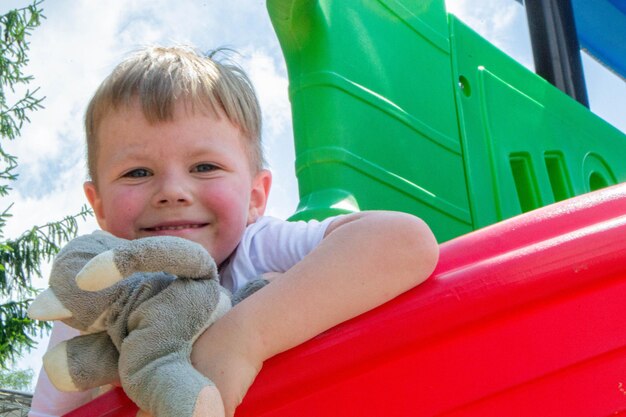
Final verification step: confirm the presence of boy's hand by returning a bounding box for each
[191,313,264,417]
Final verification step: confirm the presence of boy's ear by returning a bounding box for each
[248,169,272,224]
[83,181,107,230]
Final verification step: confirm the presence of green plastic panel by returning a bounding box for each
[268,0,626,242]
[268,0,473,243]
[449,16,626,229]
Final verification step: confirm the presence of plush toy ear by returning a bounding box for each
[28,288,73,320]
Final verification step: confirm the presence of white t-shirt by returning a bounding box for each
[28,215,336,417]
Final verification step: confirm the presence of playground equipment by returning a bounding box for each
[62,0,626,415]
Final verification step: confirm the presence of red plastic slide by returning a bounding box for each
[65,183,626,416]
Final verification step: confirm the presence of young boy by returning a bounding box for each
[29,45,439,417]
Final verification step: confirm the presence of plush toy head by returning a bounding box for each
[29,231,220,332]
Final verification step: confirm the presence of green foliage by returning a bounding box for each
[0,367,34,391]
[1,3,45,212]
[1,207,92,367]
[0,1,92,372]
[0,1,45,136]
[1,1,45,201]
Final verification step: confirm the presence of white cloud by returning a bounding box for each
[583,53,626,133]
[239,48,298,219]
[242,49,291,141]
[445,0,533,69]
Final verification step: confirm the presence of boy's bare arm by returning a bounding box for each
[191,211,439,416]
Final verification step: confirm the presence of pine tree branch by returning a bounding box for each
[0,205,91,367]
[0,0,45,143]
[0,299,50,368]
[0,205,93,298]
[0,1,59,370]
[0,87,44,141]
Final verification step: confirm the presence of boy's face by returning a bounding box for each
[84,99,271,266]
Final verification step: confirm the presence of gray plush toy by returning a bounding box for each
[28,230,266,417]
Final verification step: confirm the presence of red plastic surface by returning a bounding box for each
[63,183,626,416]
[63,387,136,417]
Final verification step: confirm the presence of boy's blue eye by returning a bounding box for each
[123,168,151,178]
[193,163,218,173]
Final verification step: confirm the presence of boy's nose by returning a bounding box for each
[152,177,193,207]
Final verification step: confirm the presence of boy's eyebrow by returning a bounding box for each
[109,145,228,165]
[107,146,150,164]
[103,146,165,169]
[182,147,224,159]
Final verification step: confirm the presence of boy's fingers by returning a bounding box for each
[193,385,226,417]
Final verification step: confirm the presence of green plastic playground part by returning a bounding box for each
[450,15,626,232]
[268,0,626,242]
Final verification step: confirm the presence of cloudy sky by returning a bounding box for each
[3,0,624,388]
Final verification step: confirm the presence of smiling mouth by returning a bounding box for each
[142,223,208,232]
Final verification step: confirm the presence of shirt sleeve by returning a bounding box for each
[29,323,97,417]
[221,216,338,292]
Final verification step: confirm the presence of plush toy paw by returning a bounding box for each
[76,250,123,291]
[27,288,73,321]
[42,341,80,392]
[75,236,219,293]
[193,385,226,417]
[232,278,269,305]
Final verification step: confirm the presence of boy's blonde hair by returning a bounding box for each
[85,45,264,182]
